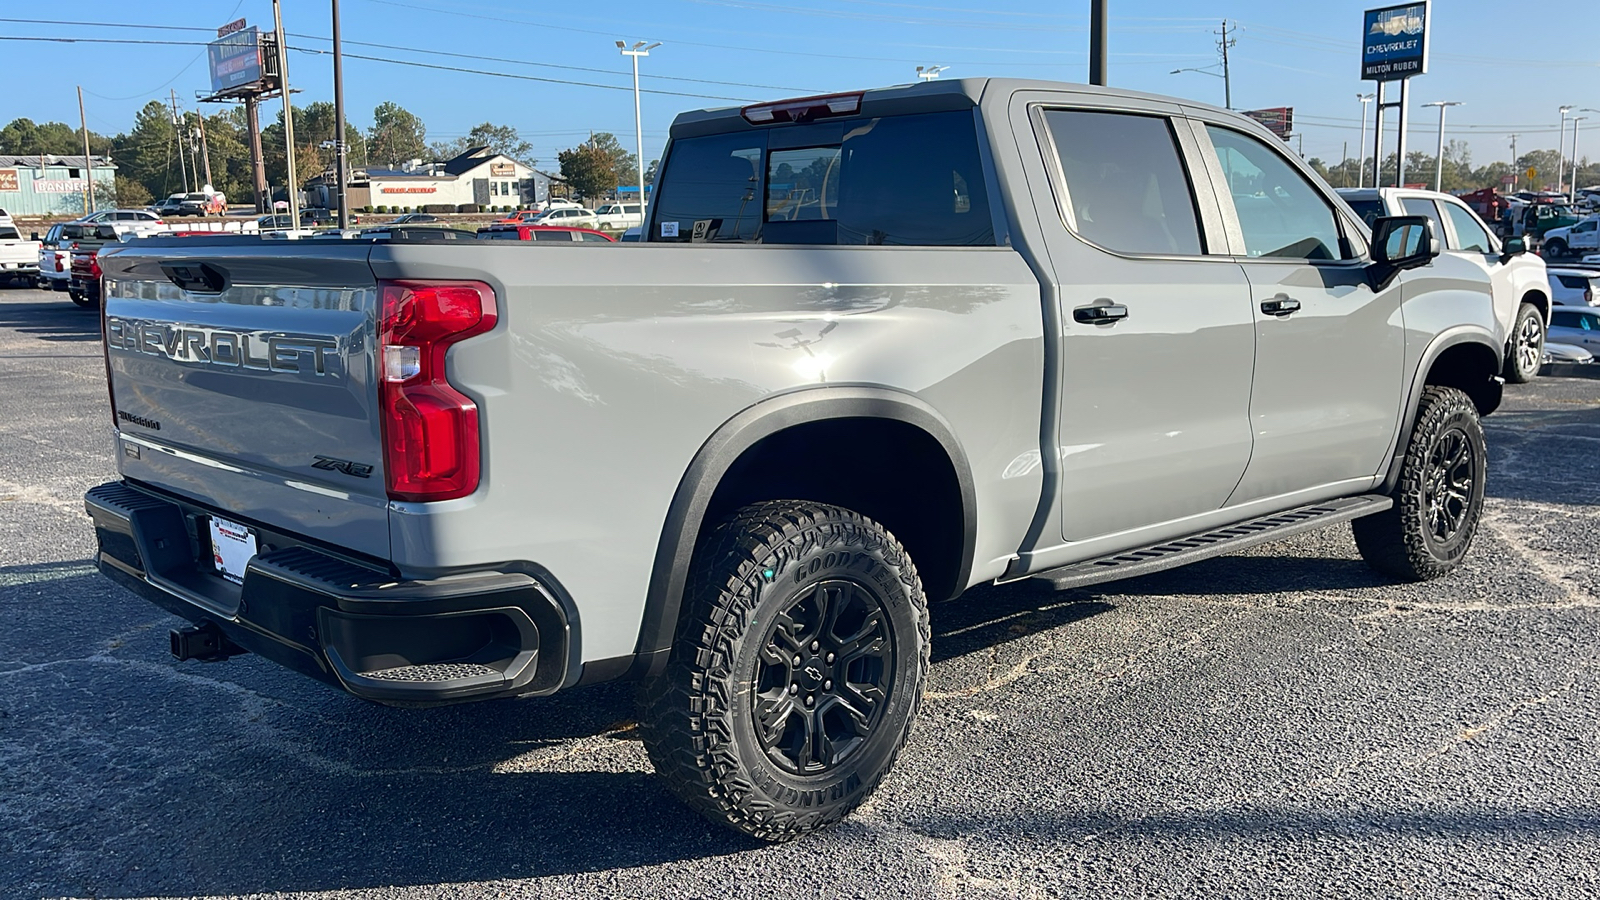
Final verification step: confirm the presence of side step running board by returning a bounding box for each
[1023,494,1393,591]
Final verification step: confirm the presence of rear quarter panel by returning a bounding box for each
[371,242,1045,662]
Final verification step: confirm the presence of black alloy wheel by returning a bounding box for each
[752,578,893,775]
[1354,385,1487,580]
[640,500,928,841]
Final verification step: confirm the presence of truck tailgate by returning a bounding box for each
[98,240,390,559]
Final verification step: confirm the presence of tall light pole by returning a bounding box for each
[1558,105,1573,194]
[1169,67,1226,108]
[1089,0,1107,85]
[617,40,660,213]
[1421,101,1461,192]
[1575,110,1600,201]
[272,0,299,227]
[916,65,948,81]
[1357,94,1374,187]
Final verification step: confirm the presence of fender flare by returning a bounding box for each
[628,385,978,678]
[1380,327,1502,494]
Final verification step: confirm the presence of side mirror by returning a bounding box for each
[1369,215,1439,290]
[1500,236,1527,263]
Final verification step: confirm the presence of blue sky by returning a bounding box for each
[3,0,1596,173]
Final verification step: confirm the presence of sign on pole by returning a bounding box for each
[1361,3,1429,81]
[1526,167,1538,181]
[208,25,263,93]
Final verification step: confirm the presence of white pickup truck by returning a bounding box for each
[0,224,40,286]
[593,201,646,234]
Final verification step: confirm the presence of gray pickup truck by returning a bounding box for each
[86,79,1506,840]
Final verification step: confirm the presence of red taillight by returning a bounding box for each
[89,255,101,278]
[378,280,498,502]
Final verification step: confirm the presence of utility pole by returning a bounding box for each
[77,86,95,214]
[1558,106,1573,194]
[1509,134,1519,190]
[1089,0,1107,86]
[197,112,214,189]
[1216,20,1235,110]
[332,0,350,228]
[271,0,299,226]
[170,89,190,193]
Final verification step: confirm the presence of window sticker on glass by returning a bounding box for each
[691,219,717,242]
[661,221,680,238]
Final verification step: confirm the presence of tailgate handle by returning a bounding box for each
[159,262,229,294]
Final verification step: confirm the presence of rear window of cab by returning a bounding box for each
[649,110,994,246]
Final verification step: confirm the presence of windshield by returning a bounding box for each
[1345,199,1384,228]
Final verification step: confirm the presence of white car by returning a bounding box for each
[1542,341,1593,366]
[1549,307,1600,352]
[1547,267,1600,307]
[532,206,598,229]
[78,209,168,238]
[1338,187,1553,383]
[593,202,645,234]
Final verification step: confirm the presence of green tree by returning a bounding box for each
[589,132,637,186]
[557,142,617,201]
[0,118,111,157]
[431,122,536,166]
[113,101,180,201]
[368,101,428,167]
[113,174,151,207]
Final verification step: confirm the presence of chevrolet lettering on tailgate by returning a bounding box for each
[103,317,340,376]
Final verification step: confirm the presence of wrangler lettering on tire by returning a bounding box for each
[638,501,929,841]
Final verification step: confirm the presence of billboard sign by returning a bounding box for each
[0,170,17,192]
[208,25,263,92]
[1244,107,1294,141]
[1362,3,1428,81]
[217,18,248,38]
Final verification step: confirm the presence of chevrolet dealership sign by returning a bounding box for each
[1362,3,1429,81]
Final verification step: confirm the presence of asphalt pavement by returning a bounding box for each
[2,285,1598,899]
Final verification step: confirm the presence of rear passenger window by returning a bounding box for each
[1204,125,1348,260]
[1043,110,1203,255]
[533,230,574,242]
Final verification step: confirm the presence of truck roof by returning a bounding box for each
[669,77,1239,140]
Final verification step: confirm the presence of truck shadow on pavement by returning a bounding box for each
[0,293,102,344]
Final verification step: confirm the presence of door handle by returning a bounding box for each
[1073,303,1129,324]
[1261,296,1301,317]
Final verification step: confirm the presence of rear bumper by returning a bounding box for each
[85,481,574,705]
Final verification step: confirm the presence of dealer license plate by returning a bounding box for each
[208,516,258,584]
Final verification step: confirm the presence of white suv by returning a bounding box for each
[531,206,598,229]
[1339,187,1552,383]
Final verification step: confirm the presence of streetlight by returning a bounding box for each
[1421,101,1461,192]
[1357,94,1374,188]
[1558,105,1573,194]
[1170,66,1228,109]
[1575,109,1600,202]
[617,40,661,215]
[916,65,948,82]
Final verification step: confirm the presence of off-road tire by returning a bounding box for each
[1545,238,1568,258]
[1503,301,1545,384]
[1354,386,1486,581]
[639,501,929,841]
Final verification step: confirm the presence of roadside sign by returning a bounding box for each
[208,26,263,93]
[216,18,248,38]
[1362,3,1429,81]
[1502,175,1517,185]
[1527,167,1538,181]
[1243,107,1294,141]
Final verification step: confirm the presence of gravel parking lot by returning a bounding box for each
[2,285,1598,899]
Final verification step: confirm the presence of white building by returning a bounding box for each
[305,147,556,211]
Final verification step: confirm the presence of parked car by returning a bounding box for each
[531,206,598,228]
[387,212,443,225]
[64,223,120,308]
[1547,267,1600,306]
[77,209,168,237]
[0,207,13,227]
[477,224,615,242]
[496,210,543,225]
[593,202,646,234]
[90,77,1509,842]
[1338,187,1551,383]
[0,224,40,286]
[1542,341,1593,366]
[1549,306,1600,350]
[619,226,642,242]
